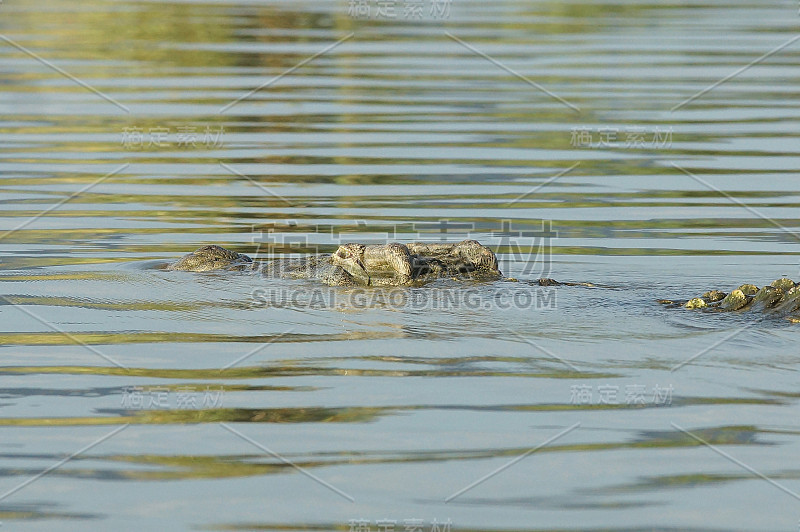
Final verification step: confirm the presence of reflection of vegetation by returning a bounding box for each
[0,506,98,522]
[1,1,236,66]
[0,397,782,427]
[0,330,408,347]
[0,424,783,484]
[635,425,760,446]
[606,469,800,495]
[0,364,611,380]
[0,405,389,427]
[0,383,313,400]
[127,406,385,424]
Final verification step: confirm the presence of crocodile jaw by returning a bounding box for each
[332,244,372,285]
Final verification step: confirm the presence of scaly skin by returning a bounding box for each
[261,254,359,286]
[167,240,504,286]
[167,246,800,321]
[167,245,253,272]
[661,277,800,321]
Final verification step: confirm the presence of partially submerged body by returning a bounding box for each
[661,277,800,321]
[168,240,504,286]
[167,245,253,272]
[167,246,800,320]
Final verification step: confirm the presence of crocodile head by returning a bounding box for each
[331,243,371,285]
[167,245,253,272]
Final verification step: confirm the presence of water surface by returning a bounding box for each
[1,0,800,530]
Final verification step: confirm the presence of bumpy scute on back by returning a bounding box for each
[667,277,800,321]
[406,240,500,276]
[166,240,502,286]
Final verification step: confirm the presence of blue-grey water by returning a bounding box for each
[1,0,800,530]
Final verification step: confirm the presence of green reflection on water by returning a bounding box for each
[0,424,780,485]
[0,364,611,380]
[0,398,781,428]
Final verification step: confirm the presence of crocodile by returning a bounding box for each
[167,240,505,286]
[167,243,800,320]
[660,277,800,322]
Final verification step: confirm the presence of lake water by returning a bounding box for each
[1,0,800,530]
